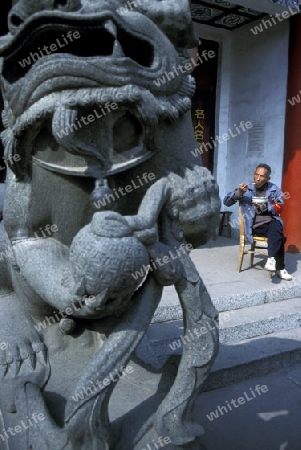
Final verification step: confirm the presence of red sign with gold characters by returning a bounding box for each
[194,109,205,150]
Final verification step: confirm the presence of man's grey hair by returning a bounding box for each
[256,163,271,176]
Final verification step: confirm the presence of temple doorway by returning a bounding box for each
[191,38,219,173]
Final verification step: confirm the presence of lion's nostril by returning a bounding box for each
[10,14,24,27]
[55,0,68,7]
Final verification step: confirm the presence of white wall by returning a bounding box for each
[226,18,289,235]
[193,18,289,237]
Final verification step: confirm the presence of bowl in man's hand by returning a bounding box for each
[252,196,267,204]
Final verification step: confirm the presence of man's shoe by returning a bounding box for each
[276,269,292,281]
[264,257,276,271]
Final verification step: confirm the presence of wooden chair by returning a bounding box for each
[237,205,271,274]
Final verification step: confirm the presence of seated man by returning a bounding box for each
[223,163,292,280]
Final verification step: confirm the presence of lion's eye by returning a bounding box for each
[3,18,155,84]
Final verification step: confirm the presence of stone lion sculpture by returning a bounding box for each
[0,0,220,448]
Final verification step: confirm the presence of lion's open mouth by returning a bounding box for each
[0,11,195,179]
[2,17,155,83]
[0,11,184,117]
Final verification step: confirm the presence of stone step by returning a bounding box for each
[204,326,301,391]
[214,283,301,313]
[136,324,301,392]
[140,298,301,366]
[152,281,301,323]
[220,296,301,344]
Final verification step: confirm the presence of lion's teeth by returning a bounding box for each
[112,40,126,58]
[104,19,117,38]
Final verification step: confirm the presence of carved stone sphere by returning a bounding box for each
[69,211,149,315]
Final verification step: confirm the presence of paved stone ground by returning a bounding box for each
[194,363,301,450]
[153,235,301,323]
[109,359,301,450]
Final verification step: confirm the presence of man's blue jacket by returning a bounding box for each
[223,182,284,244]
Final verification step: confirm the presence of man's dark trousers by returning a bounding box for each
[253,219,285,270]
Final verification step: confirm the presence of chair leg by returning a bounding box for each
[250,243,255,267]
[237,242,245,272]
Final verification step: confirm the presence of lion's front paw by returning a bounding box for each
[167,166,221,246]
[0,295,49,412]
[0,337,47,380]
